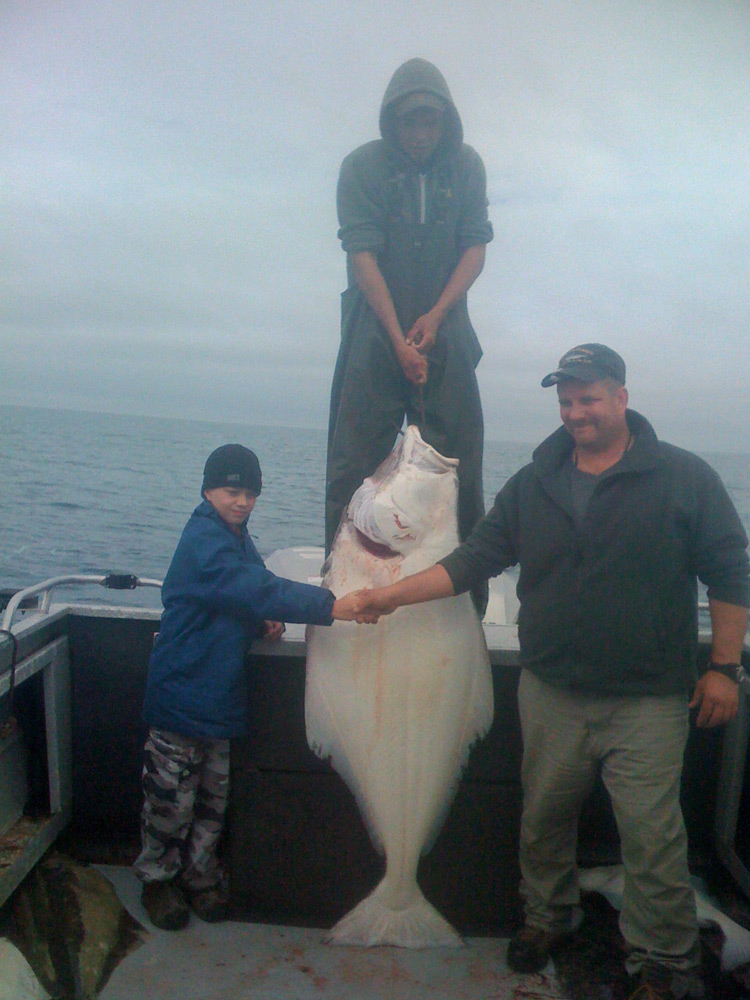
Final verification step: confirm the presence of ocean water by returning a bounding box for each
[1,404,748,609]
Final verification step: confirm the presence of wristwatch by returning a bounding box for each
[707,661,746,684]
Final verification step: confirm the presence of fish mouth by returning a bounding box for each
[355,528,401,559]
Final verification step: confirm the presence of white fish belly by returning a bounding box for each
[307,595,492,855]
[305,522,493,946]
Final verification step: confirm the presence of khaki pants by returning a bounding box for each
[517,670,700,975]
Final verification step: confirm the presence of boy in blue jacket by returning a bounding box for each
[134,443,367,930]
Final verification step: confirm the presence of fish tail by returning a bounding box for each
[326,883,463,949]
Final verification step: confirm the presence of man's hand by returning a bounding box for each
[349,587,401,617]
[332,590,381,623]
[261,620,286,642]
[689,670,740,728]
[406,312,440,354]
[333,567,454,624]
[351,251,427,385]
[396,341,428,385]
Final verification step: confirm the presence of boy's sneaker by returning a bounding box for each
[141,879,189,930]
[183,883,229,923]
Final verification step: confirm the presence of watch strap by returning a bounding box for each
[708,661,746,684]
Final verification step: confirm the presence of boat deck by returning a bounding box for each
[1,574,748,999]
[97,866,564,1000]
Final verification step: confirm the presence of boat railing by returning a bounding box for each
[0,572,161,906]
[0,573,163,632]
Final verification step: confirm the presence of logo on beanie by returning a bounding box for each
[227,473,240,484]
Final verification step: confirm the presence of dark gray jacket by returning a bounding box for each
[336,58,493,366]
[441,411,750,696]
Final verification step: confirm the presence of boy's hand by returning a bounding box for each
[332,590,381,624]
[261,620,286,642]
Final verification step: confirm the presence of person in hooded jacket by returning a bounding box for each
[325,59,493,601]
[134,444,369,931]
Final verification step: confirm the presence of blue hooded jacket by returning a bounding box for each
[143,501,335,739]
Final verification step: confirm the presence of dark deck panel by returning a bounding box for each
[48,611,747,934]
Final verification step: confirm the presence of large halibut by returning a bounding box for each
[306,425,493,947]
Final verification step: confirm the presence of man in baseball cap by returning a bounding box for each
[349,343,749,998]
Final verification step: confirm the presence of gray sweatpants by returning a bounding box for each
[133,728,230,891]
[517,669,700,976]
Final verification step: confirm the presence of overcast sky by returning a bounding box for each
[3,1,749,450]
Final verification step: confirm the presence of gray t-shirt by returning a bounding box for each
[563,443,638,526]
[563,460,600,526]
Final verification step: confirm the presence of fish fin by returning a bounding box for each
[420,764,466,856]
[327,884,463,949]
[422,635,493,854]
[307,738,386,855]
[305,665,386,854]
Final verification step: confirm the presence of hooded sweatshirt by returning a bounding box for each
[336,58,493,365]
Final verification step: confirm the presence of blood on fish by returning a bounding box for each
[306,425,493,948]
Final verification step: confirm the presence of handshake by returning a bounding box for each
[331,588,396,624]
[328,565,453,623]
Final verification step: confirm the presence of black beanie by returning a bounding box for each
[202,444,262,496]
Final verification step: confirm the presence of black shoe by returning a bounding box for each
[183,883,229,923]
[626,964,675,1000]
[507,925,569,973]
[627,963,704,1000]
[141,879,189,930]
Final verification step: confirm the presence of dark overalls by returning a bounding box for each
[325,156,488,605]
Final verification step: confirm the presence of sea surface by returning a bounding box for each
[1,404,749,609]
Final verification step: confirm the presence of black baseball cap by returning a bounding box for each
[202,444,262,496]
[541,343,626,387]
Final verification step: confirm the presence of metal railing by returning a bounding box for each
[1,573,163,632]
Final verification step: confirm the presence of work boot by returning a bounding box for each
[183,882,229,923]
[141,879,189,930]
[625,969,675,999]
[626,962,704,1000]
[506,924,570,973]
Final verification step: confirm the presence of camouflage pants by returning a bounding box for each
[133,728,230,891]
